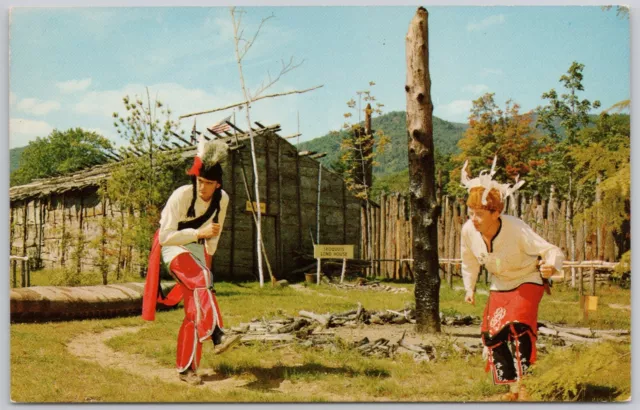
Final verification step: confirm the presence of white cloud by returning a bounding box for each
[10,91,17,106]
[73,83,239,120]
[16,98,61,115]
[56,78,92,93]
[435,100,472,123]
[69,80,308,148]
[462,84,490,94]
[9,118,54,148]
[481,68,504,76]
[209,16,236,49]
[467,14,505,32]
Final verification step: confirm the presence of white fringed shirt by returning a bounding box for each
[159,185,229,265]
[461,214,564,293]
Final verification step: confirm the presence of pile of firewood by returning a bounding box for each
[537,321,630,345]
[228,304,483,361]
[330,279,411,294]
[226,304,629,362]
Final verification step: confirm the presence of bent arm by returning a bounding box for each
[519,222,565,272]
[205,192,229,256]
[158,190,199,247]
[461,228,481,294]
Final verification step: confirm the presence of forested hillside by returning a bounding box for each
[298,111,467,176]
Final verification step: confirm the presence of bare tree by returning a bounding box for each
[179,8,322,287]
[405,7,440,333]
[229,7,303,287]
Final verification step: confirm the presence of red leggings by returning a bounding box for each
[169,252,223,372]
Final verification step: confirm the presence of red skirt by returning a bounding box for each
[481,282,544,338]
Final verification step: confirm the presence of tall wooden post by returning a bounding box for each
[12,260,17,288]
[229,150,237,279]
[276,138,283,278]
[406,7,440,333]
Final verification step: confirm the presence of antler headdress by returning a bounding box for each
[460,156,525,210]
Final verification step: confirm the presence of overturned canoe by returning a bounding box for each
[10,282,177,323]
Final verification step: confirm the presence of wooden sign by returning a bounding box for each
[580,295,599,320]
[314,245,354,259]
[580,295,599,311]
[245,201,266,214]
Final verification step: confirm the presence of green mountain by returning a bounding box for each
[10,146,26,174]
[298,111,468,176]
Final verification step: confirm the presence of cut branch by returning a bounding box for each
[179,85,323,119]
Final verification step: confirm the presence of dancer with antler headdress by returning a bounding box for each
[460,156,564,401]
[142,135,238,385]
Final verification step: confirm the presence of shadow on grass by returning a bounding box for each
[577,384,620,402]
[539,384,620,402]
[213,290,245,297]
[207,362,390,392]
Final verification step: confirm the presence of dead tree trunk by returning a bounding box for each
[405,7,441,333]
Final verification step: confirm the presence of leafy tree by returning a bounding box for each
[535,61,601,267]
[601,5,629,19]
[571,112,630,259]
[448,93,544,199]
[537,62,600,145]
[339,83,391,276]
[10,128,113,186]
[100,91,184,281]
[339,94,391,200]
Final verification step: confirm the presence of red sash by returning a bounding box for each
[142,230,184,321]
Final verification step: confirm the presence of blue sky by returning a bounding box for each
[8,6,630,149]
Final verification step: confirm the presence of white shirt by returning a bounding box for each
[159,184,229,265]
[461,214,564,293]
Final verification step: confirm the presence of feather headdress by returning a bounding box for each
[460,156,525,210]
[187,135,229,178]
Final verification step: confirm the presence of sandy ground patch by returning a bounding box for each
[66,325,368,400]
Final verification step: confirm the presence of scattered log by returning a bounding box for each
[289,263,318,276]
[538,327,598,343]
[299,310,332,327]
[537,321,630,344]
[399,339,425,354]
[240,334,295,342]
[223,303,627,363]
[276,318,309,334]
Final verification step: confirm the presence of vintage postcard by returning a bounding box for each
[8,5,631,404]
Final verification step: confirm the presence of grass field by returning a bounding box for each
[10,277,631,403]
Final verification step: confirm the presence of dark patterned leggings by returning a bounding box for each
[482,323,535,384]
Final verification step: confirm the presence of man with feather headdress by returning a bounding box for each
[142,135,236,385]
[460,156,564,401]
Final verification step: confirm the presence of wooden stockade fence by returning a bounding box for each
[10,255,30,288]
[360,193,624,286]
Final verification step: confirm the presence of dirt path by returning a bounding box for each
[68,326,252,391]
[608,303,631,311]
[66,325,355,400]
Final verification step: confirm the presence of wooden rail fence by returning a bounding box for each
[360,193,625,287]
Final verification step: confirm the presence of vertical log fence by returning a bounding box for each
[360,193,623,288]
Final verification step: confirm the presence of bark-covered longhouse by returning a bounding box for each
[9,124,363,282]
